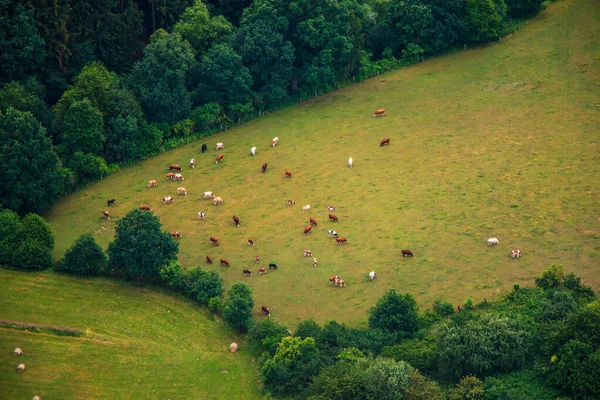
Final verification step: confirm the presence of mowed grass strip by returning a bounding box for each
[46,0,599,327]
[0,269,262,399]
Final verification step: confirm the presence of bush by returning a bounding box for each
[382,337,438,375]
[448,375,485,400]
[464,297,474,309]
[0,208,21,265]
[208,297,221,314]
[433,299,455,316]
[182,267,223,305]
[222,282,254,332]
[535,265,564,289]
[248,318,289,356]
[12,238,53,269]
[58,234,106,276]
[368,290,420,335]
[405,369,444,400]
[484,369,563,400]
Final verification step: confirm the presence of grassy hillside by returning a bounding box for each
[0,270,261,399]
[45,0,599,328]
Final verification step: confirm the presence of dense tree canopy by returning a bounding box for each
[368,289,420,335]
[59,234,107,276]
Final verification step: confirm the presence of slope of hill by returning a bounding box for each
[45,0,599,327]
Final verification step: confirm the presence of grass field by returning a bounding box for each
[0,269,262,399]
[45,0,599,329]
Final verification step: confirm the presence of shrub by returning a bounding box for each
[58,234,106,276]
[484,369,563,400]
[12,238,53,269]
[0,208,21,265]
[368,290,420,335]
[464,297,474,309]
[208,297,221,314]
[182,267,223,305]
[159,261,185,292]
[535,265,564,289]
[382,337,438,375]
[248,318,289,356]
[222,282,254,332]
[405,369,444,400]
[448,375,485,400]
[433,299,455,316]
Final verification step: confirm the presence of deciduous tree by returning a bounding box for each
[59,234,107,276]
[222,281,255,331]
[368,289,420,335]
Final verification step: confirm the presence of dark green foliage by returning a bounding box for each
[381,337,438,375]
[465,0,507,43]
[504,0,543,18]
[0,108,62,214]
[484,369,564,400]
[181,267,223,305]
[222,282,254,331]
[423,0,468,52]
[62,99,104,156]
[12,238,53,269]
[159,260,185,292]
[248,317,290,356]
[0,79,53,128]
[433,299,455,316]
[437,314,530,379]
[385,0,434,57]
[546,339,600,399]
[368,290,420,335]
[448,375,485,400]
[535,264,564,289]
[58,234,107,276]
[405,369,445,400]
[295,318,323,339]
[0,208,21,265]
[130,29,195,124]
[190,102,226,131]
[107,209,179,282]
[104,116,162,164]
[66,152,110,185]
[0,1,46,84]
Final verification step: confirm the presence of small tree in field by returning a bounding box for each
[12,213,54,269]
[222,282,254,332]
[59,234,106,276]
[369,290,420,335]
[448,375,485,400]
[107,209,178,282]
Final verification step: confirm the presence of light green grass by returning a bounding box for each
[0,269,262,399]
[45,0,599,329]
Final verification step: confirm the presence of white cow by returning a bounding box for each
[327,230,338,238]
[313,258,318,267]
[163,196,174,204]
[303,249,312,257]
[174,173,184,181]
[197,211,207,219]
[302,205,311,211]
[202,191,214,199]
[177,187,187,195]
[369,271,377,281]
[251,146,256,156]
[272,137,279,147]
[511,250,521,258]
[216,142,224,150]
[348,157,353,168]
[487,238,499,246]
[190,158,195,169]
[213,196,223,205]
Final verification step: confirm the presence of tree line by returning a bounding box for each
[1,0,545,215]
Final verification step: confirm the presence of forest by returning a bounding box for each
[0,0,544,215]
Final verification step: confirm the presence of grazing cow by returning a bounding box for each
[288,200,296,206]
[216,142,224,150]
[174,173,184,181]
[171,231,182,239]
[213,196,223,205]
[272,137,279,147]
[251,146,256,156]
[148,179,158,188]
[374,109,386,117]
[220,258,230,267]
[215,154,224,164]
[329,276,340,285]
[166,173,175,180]
[107,198,116,206]
[177,187,187,196]
[337,279,347,288]
[303,249,312,257]
[103,210,110,219]
[233,215,240,227]
[206,255,213,264]
[197,211,207,219]
[369,271,377,281]
[269,263,278,270]
[262,305,271,316]
[511,250,521,259]
[327,230,338,238]
[258,267,266,275]
[329,213,338,222]
[140,205,151,211]
[190,158,195,169]
[262,163,268,173]
[210,236,219,246]
[285,170,292,178]
[380,138,390,147]
[313,258,318,268]
[401,249,414,257]
[327,206,335,211]
[248,239,255,247]
[170,164,182,172]
[336,237,348,244]
[243,269,253,276]
[303,205,311,211]
[203,191,214,199]
[309,218,318,227]
[304,225,312,235]
[256,255,260,264]
[163,196,174,204]
[487,238,499,246]
[348,157,353,168]
[201,143,207,153]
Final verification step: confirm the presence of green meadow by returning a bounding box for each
[44,0,599,331]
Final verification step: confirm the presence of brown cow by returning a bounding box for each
[288,200,296,206]
[220,258,230,267]
[258,267,266,275]
[170,164,182,171]
[248,239,255,247]
[148,180,158,188]
[243,269,253,276]
[304,225,312,235]
[102,210,110,219]
[166,173,175,180]
[140,205,151,211]
[262,305,271,316]
[329,213,338,222]
[337,279,347,288]
[255,255,260,264]
[206,255,213,264]
[262,163,268,173]
[401,249,414,257]
[373,109,386,117]
[336,237,348,244]
[210,236,219,246]
[310,218,318,227]
[215,154,224,164]
[233,215,240,227]
[329,276,340,285]
[285,170,292,178]
[380,138,390,147]
[171,231,182,238]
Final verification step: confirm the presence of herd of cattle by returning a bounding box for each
[101,109,521,317]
